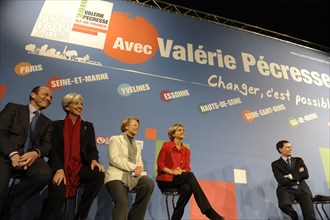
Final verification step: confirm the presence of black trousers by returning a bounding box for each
[157,172,212,220]
[105,176,154,220]
[278,187,316,220]
[0,156,52,217]
[39,165,104,219]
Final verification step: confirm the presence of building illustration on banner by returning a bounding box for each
[25,44,102,66]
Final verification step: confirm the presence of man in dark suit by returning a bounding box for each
[271,140,315,220]
[0,86,53,218]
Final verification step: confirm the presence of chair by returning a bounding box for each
[161,188,180,220]
[7,174,21,198]
[313,194,330,220]
[0,174,21,218]
[64,184,84,220]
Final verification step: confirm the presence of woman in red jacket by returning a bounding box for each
[156,123,224,220]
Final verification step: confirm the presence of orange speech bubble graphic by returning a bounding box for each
[103,12,159,64]
[14,62,33,76]
[242,109,255,123]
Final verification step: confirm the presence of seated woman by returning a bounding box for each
[104,116,154,220]
[39,93,105,220]
[156,123,225,220]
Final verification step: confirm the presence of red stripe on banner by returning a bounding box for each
[72,27,98,36]
[0,84,8,103]
[73,23,108,33]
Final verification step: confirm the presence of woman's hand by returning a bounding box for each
[91,159,105,172]
[133,166,144,176]
[172,167,184,175]
[53,169,66,186]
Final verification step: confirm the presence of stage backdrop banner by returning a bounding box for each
[1,0,329,219]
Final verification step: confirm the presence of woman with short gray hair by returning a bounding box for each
[40,93,105,220]
[104,116,154,220]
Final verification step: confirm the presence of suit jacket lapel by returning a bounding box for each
[290,157,295,169]
[34,114,44,137]
[120,134,128,145]
[80,121,87,150]
[22,106,30,134]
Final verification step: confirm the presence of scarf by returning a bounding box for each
[122,133,141,191]
[63,115,82,198]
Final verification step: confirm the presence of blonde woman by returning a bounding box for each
[104,116,154,220]
[40,93,105,220]
[156,123,224,220]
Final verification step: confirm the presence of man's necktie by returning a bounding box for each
[287,158,298,189]
[24,111,40,152]
[286,157,291,168]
